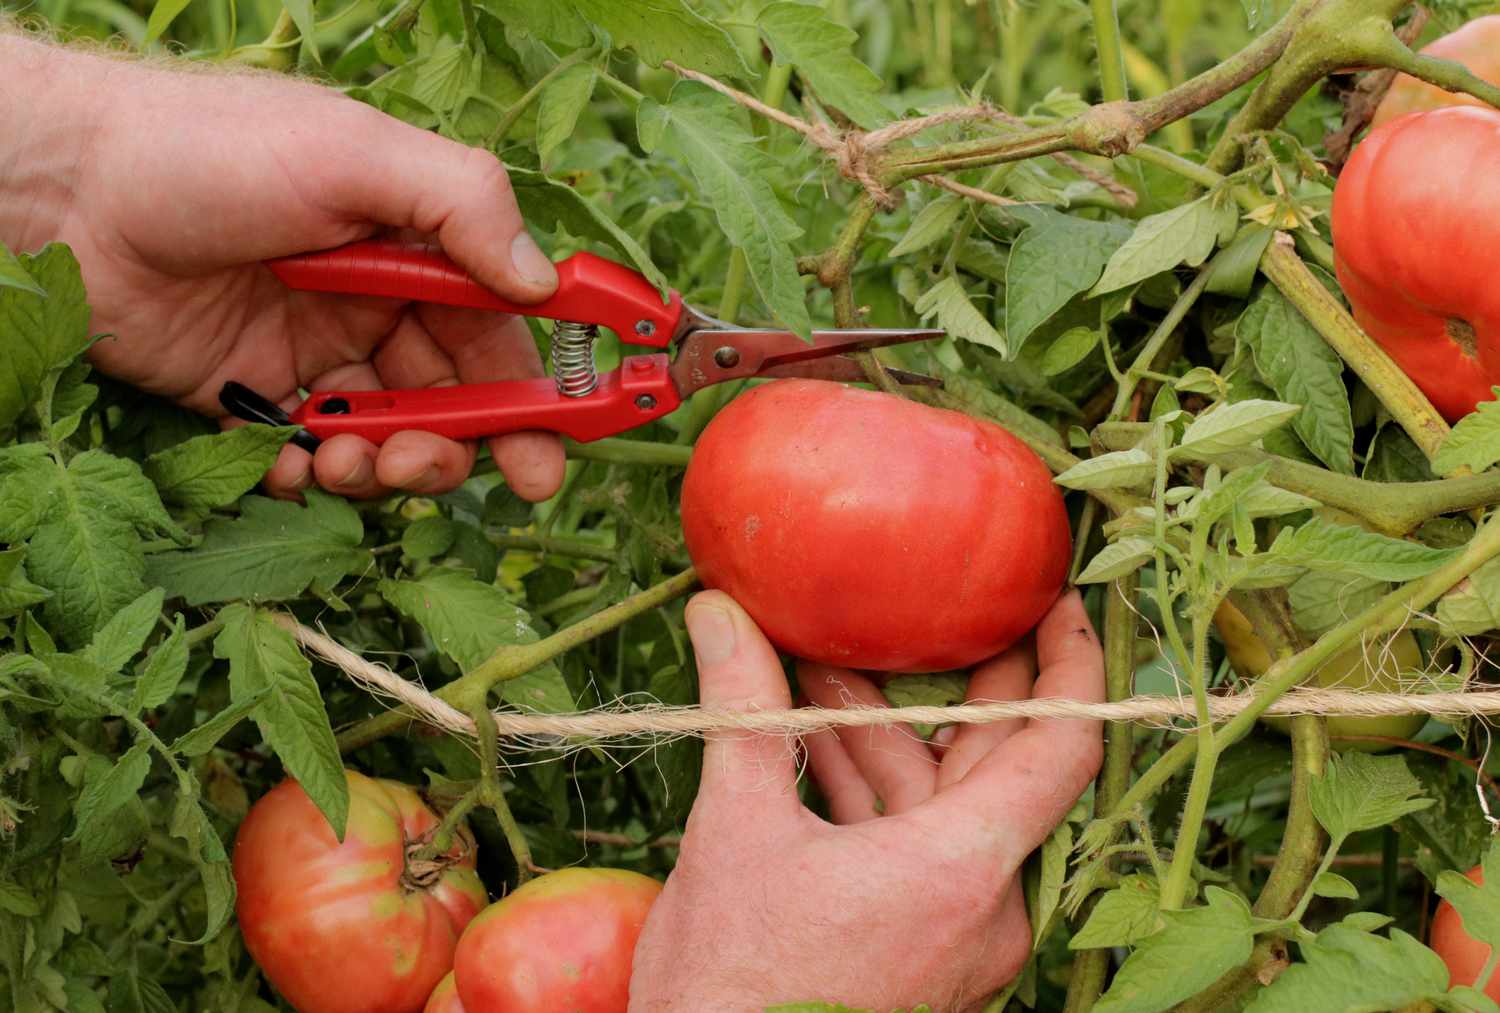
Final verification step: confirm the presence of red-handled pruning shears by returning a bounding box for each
[219,239,945,453]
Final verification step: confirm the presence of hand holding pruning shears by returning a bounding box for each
[222,238,945,455]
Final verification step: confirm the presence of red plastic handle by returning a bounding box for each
[288,355,683,444]
[266,239,682,347]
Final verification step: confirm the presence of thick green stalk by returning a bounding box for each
[879,0,1319,180]
[487,531,617,563]
[1093,424,1500,535]
[1062,575,1141,1013]
[563,437,692,468]
[336,568,700,752]
[1089,0,1129,103]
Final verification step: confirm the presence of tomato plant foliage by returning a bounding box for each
[9,0,1500,1011]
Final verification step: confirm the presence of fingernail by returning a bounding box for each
[686,602,736,665]
[510,231,557,289]
[405,465,441,491]
[336,457,373,489]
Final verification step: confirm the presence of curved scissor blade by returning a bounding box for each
[669,327,945,396]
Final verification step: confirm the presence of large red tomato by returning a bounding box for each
[233,770,486,1013]
[1372,16,1500,129]
[452,867,662,1013]
[679,379,1072,672]
[1331,105,1500,423]
[1430,865,1500,1001]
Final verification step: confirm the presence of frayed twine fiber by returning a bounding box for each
[275,615,1500,748]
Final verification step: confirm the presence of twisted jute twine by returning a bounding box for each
[272,615,1500,748]
[661,62,1138,211]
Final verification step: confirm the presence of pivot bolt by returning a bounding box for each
[714,346,741,368]
[635,394,657,411]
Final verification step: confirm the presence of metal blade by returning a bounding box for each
[755,356,943,388]
[669,326,946,397]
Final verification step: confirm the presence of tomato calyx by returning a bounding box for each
[401,826,474,893]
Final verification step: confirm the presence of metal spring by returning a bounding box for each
[551,319,599,397]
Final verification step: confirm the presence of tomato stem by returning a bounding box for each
[1061,574,1141,1013]
[1089,0,1130,104]
[472,703,536,884]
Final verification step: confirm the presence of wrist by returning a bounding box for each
[0,28,116,253]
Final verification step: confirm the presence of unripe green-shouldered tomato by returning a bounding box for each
[680,379,1072,673]
[1332,105,1500,422]
[232,770,486,1013]
[423,972,465,1013]
[1431,865,1500,1002]
[452,867,661,1013]
[1214,598,1426,749]
[1373,16,1500,129]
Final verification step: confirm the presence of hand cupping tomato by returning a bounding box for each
[680,378,1073,673]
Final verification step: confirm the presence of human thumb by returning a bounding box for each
[684,591,800,816]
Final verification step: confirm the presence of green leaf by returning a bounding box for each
[537,62,599,170]
[1237,285,1355,473]
[1077,537,1157,584]
[1311,872,1360,900]
[508,167,670,300]
[1054,449,1155,491]
[1090,195,1235,296]
[165,779,235,943]
[0,244,93,432]
[1205,224,1273,299]
[1040,327,1102,376]
[69,742,152,863]
[1436,837,1500,958]
[1244,925,1454,1013]
[281,0,321,65]
[402,516,456,560]
[1094,887,1256,1013]
[15,450,174,647]
[132,616,188,712]
[478,0,590,46]
[757,2,888,128]
[1289,571,1386,636]
[143,0,195,44]
[1439,556,1500,636]
[143,424,294,510]
[148,490,369,606]
[913,276,1005,354]
[0,879,42,917]
[638,84,810,338]
[1435,393,1500,475]
[1268,516,1459,582]
[1174,399,1301,458]
[888,195,965,257]
[214,606,348,839]
[1006,215,1130,350]
[0,239,45,297]
[81,587,164,675]
[571,0,748,77]
[0,547,50,618]
[1070,875,1163,949]
[170,692,268,757]
[1310,751,1433,842]
[380,572,574,711]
